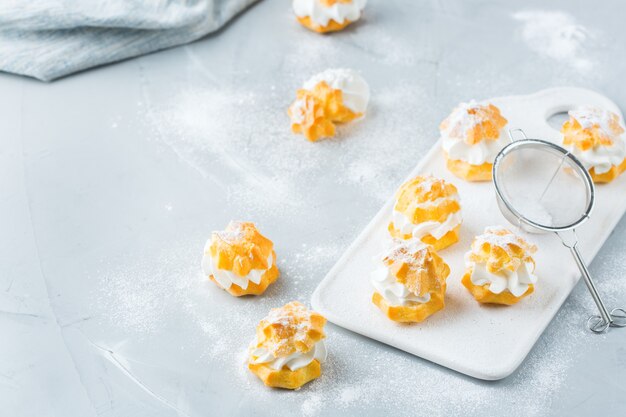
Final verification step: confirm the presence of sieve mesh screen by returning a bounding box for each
[495,143,592,229]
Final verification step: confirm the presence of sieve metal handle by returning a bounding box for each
[557,230,626,333]
[507,128,528,142]
[569,245,612,332]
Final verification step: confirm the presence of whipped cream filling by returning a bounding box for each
[468,260,537,297]
[201,247,273,290]
[293,0,366,27]
[566,139,626,174]
[249,339,327,371]
[441,128,508,165]
[391,209,462,240]
[370,265,431,306]
[303,68,370,114]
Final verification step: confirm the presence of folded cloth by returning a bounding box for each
[0,0,260,81]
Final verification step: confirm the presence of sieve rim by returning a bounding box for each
[492,138,595,232]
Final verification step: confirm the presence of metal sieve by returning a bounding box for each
[493,129,626,333]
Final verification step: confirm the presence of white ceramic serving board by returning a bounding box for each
[311,87,626,380]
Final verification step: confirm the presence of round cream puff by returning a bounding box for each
[288,68,370,142]
[201,221,279,296]
[561,106,626,183]
[293,0,367,33]
[439,101,508,181]
[248,302,327,389]
[388,175,462,251]
[462,227,538,305]
[371,239,450,323]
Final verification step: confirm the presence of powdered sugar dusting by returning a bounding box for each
[569,106,625,139]
[232,294,603,417]
[94,244,198,335]
[348,25,418,67]
[473,226,536,256]
[440,100,486,138]
[259,301,320,351]
[512,10,595,73]
[214,221,246,244]
[301,393,323,417]
[383,238,428,265]
[116,4,624,415]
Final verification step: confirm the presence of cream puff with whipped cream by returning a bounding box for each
[248,301,327,389]
[561,106,626,183]
[462,227,538,305]
[371,239,450,323]
[439,101,509,181]
[388,175,462,251]
[288,68,370,141]
[293,0,367,33]
[201,221,278,296]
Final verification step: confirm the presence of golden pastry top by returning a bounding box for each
[561,107,625,151]
[440,101,508,145]
[288,88,334,141]
[467,227,536,274]
[291,81,354,123]
[393,175,460,223]
[288,80,358,142]
[320,0,353,6]
[382,240,449,297]
[396,175,458,204]
[208,221,274,276]
[253,301,326,358]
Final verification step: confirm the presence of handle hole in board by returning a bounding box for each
[546,110,571,133]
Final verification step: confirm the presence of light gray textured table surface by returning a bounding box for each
[2,1,626,416]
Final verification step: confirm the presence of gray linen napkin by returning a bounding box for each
[0,0,260,81]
